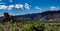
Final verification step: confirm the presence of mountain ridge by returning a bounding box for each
[0,10,60,22]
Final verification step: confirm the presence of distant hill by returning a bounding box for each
[0,10,60,22]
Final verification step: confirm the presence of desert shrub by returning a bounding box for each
[0,21,60,31]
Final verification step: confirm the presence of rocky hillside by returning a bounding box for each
[0,10,60,22]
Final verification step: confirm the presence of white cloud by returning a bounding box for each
[25,3,30,10]
[15,4,20,9]
[0,5,8,10]
[0,3,30,10]
[50,6,59,10]
[8,5,14,10]
[35,6,42,10]
[15,4,24,10]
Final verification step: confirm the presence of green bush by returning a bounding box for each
[0,21,60,31]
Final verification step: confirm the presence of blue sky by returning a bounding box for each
[0,0,60,16]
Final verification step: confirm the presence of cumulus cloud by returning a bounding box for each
[35,6,42,10]
[0,3,30,10]
[0,5,8,10]
[25,3,30,10]
[8,5,14,10]
[50,6,59,10]
[15,4,24,10]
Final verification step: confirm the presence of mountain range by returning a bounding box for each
[0,10,60,22]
